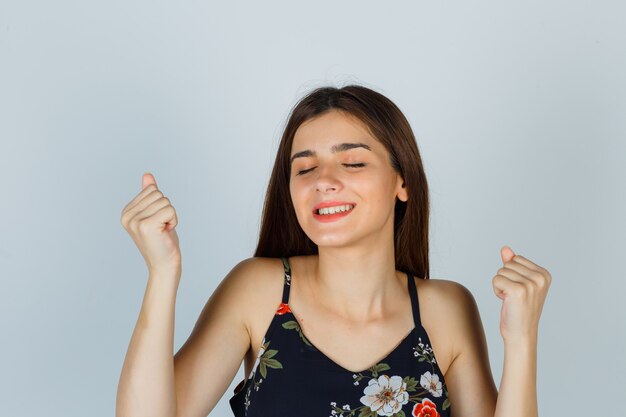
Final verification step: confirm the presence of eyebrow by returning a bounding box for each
[290,142,372,165]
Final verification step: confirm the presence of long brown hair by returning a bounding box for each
[253,84,431,280]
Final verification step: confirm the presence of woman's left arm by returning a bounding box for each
[442,246,551,417]
[492,246,552,417]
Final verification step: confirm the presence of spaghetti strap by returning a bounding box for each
[406,272,422,327]
[280,256,292,304]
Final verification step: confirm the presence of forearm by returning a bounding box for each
[494,337,538,417]
[116,273,180,417]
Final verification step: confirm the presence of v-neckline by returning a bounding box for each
[285,307,417,374]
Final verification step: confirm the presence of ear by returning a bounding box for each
[396,178,408,202]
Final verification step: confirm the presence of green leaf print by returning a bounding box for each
[282,321,299,330]
[281,257,291,275]
[282,320,313,347]
[443,397,450,410]
[263,358,283,370]
[442,387,450,410]
[373,363,391,373]
[369,362,391,378]
[402,376,418,392]
[263,349,278,359]
[357,407,378,417]
[298,330,313,346]
[256,341,283,380]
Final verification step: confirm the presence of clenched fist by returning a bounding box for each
[492,246,552,344]
[120,173,182,278]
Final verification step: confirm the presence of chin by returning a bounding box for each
[309,234,359,248]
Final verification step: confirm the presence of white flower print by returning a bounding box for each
[244,385,252,412]
[359,375,409,416]
[420,371,443,397]
[248,337,266,380]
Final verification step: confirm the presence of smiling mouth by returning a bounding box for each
[315,204,355,215]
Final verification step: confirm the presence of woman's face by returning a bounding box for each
[289,110,408,248]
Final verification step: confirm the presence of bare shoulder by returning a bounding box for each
[413,277,483,373]
[416,278,498,415]
[171,256,286,416]
[227,256,295,346]
[216,256,286,335]
[176,255,285,365]
[218,256,282,292]
[417,278,477,313]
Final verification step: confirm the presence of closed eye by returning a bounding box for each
[296,163,366,176]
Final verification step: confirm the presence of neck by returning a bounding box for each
[310,242,403,324]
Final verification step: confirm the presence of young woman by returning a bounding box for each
[116,85,551,417]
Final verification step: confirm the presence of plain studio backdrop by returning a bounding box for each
[1,1,624,416]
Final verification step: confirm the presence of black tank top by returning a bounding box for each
[229,257,452,417]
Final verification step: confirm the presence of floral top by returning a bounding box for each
[229,257,452,417]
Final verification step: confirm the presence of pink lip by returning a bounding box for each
[311,201,356,223]
[311,201,356,213]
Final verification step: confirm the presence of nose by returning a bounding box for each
[317,184,336,192]
[314,165,342,193]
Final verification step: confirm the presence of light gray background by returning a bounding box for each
[1,1,624,416]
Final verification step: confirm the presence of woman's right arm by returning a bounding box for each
[116,259,259,417]
[116,173,184,417]
[116,271,180,417]
[116,173,258,417]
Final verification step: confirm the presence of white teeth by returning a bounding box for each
[317,204,354,215]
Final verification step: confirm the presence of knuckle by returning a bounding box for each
[533,276,548,289]
[137,219,150,232]
[530,278,541,290]
[542,273,552,286]
[514,283,528,296]
[531,271,543,280]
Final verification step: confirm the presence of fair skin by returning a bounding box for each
[169,110,549,417]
